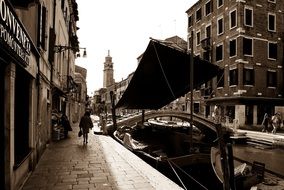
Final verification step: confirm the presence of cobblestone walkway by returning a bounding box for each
[21,124,182,190]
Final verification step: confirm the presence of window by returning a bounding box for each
[268,42,277,60]
[47,89,50,100]
[244,7,253,27]
[268,13,276,32]
[243,68,254,86]
[267,71,277,87]
[196,31,201,46]
[230,39,237,57]
[38,5,47,49]
[205,0,212,16]
[196,8,202,22]
[194,103,200,113]
[243,37,253,56]
[217,0,223,8]
[230,9,237,29]
[216,44,223,62]
[229,69,238,86]
[206,24,211,38]
[61,0,64,10]
[217,71,224,87]
[188,15,192,27]
[217,17,224,35]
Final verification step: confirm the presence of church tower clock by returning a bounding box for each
[103,50,114,88]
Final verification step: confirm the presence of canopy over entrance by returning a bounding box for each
[116,39,222,110]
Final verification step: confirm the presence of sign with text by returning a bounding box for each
[0,0,31,66]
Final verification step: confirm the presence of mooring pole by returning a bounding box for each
[215,124,230,190]
[110,91,117,130]
[189,30,194,151]
[227,143,236,190]
[142,110,145,124]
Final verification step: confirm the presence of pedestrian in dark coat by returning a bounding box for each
[61,113,72,138]
[79,111,93,144]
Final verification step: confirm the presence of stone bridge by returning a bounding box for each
[114,110,218,138]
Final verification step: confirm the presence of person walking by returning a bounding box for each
[261,113,270,133]
[271,112,281,134]
[61,113,72,138]
[212,105,221,123]
[79,111,94,144]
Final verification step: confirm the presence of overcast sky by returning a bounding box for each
[75,0,197,95]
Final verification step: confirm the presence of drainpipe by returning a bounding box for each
[51,0,56,88]
[66,19,71,118]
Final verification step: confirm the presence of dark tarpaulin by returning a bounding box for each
[116,39,222,110]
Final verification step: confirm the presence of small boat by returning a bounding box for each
[211,147,252,183]
[113,119,215,168]
[210,147,281,189]
[113,118,228,189]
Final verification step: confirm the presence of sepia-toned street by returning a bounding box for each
[21,124,182,190]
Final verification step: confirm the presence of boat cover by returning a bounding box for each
[116,39,222,109]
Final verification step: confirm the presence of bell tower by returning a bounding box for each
[103,50,114,88]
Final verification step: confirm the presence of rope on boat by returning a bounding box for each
[167,159,209,190]
[167,160,188,190]
[152,42,176,99]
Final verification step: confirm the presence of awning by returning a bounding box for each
[116,39,222,109]
[205,96,284,106]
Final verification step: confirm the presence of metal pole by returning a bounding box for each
[190,30,194,151]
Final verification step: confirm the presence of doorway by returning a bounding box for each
[245,105,253,125]
[14,65,31,166]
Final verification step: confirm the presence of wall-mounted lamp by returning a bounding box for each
[76,47,87,58]
[54,45,87,57]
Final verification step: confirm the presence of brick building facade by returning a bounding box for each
[186,0,284,126]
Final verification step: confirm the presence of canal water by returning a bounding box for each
[233,144,284,178]
[137,151,223,190]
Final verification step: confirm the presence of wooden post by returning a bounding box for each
[110,91,117,130]
[142,110,145,124]
[215,124,230,190]
[227,143,236,190]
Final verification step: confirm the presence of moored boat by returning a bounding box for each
[113,118,223,189]
[210,146,284,189]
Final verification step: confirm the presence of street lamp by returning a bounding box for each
[54,45,87,57]
[76,48,87,57]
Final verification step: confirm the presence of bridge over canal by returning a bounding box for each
[110,110,218,138]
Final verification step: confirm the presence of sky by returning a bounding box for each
[75,0,197,95]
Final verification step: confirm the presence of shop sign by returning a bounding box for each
[0,0,31,65]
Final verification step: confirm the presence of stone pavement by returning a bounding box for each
[21,124,183,190]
